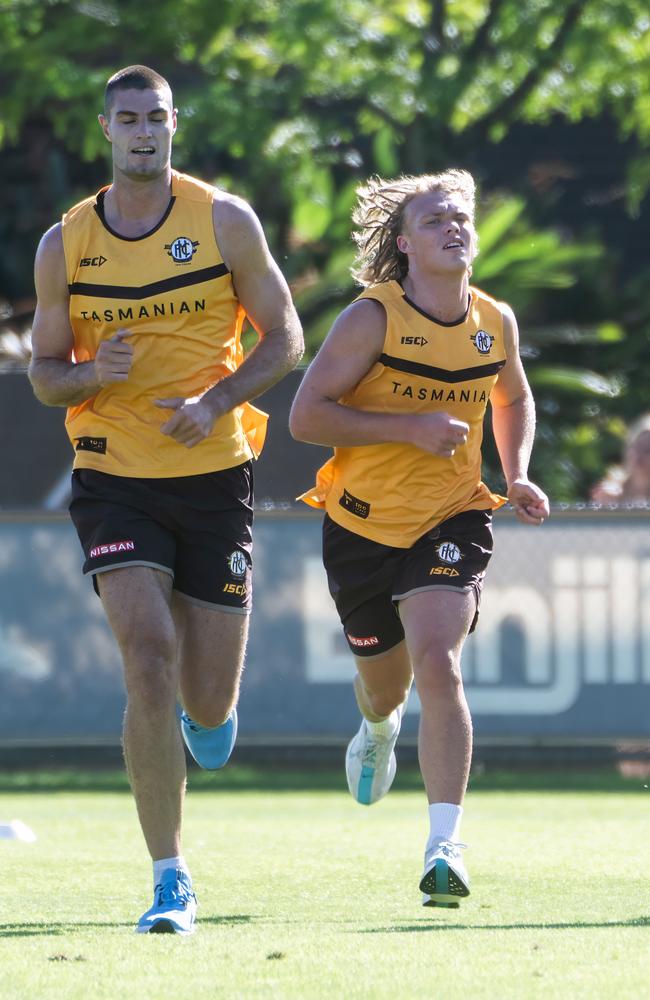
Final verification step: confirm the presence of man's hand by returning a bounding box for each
[155,396,217,448]
[508,479,550,525]
[94,329,134,385]
[409,412,470,457]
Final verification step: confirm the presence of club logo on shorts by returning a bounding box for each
[165,236,200,264]
[227,551,247,577]
[89,539,135,559]
[436,541,461,564]
[471,330,494,354]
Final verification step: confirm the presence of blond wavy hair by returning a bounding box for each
[351,170,476,287]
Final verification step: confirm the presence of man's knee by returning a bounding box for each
[414,647,463,701]
[183,686,238,729]
[121,629,178,709]
[362,683,410,719]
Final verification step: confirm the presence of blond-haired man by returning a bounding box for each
[290,170,548,906]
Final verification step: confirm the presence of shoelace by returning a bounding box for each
[156,876,194,907]
[361,740,378,766]
[435,839,468,860]
[360,726,396,768]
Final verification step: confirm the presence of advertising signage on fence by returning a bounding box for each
[0,511,648,743]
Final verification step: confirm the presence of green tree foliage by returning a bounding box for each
[1,0,648,498]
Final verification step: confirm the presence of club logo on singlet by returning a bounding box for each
[165,236,200,264]
[436,541,462,564]
[471,330,494,354]
[227,551,247,577]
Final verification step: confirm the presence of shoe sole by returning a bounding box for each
[419,859,470,904]
[137,918,195,935]
[149,919,176,934]
[181,711,237,770]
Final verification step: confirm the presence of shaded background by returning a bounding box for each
[0,0,649,761]
[1,0,649,503]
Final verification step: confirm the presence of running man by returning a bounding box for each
[290,170,548,907]
[29,65,303,933]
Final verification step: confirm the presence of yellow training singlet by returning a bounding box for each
[300,280,507,546]
[61,170,267,477]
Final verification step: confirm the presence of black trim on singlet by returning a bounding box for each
[68,263,230,299]
[379,354,506,383]
[94,189,176,241]
[401,290,471,327]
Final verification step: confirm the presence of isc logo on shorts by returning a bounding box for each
[436,541,461,564]
[223,583,247,596]
[429,566,460,577]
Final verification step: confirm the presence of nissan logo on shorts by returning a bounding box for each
[436,541,462,564]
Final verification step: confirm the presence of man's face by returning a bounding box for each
[99,87,177,181]
[397,190,477,276]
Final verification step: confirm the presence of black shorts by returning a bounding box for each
[69,464,254,613]
[322,509,494,656]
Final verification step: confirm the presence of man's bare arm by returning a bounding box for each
[213,194,304,406]
[28,225,134,406]
[491,304,549,524]
[155,196,304,447]
[289,299,469,458]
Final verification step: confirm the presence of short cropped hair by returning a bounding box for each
[104,65,173,116]
[351,170,476,286]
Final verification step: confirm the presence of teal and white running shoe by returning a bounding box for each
[180,708,238,770]
[345,705,402,806]
[420,839,470,907]
[137,868,197,935]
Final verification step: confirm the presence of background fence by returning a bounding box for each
[0,508,648,749]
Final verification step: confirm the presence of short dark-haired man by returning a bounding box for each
[30,65,303,934]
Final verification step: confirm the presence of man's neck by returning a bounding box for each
[103,167,173,238]
[402,269,470,323]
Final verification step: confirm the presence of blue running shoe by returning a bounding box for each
[136,868,197,935]
[180,708,238,770]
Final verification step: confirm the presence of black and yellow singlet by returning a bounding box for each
[300,280,508,546]
[61,170,267,477]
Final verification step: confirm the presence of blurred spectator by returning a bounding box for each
[590,414,650,504]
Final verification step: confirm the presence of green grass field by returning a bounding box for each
[0,767,648,1000]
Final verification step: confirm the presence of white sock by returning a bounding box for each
[153,855,190,887]
[427,802,463,845]
[366,708,400,738]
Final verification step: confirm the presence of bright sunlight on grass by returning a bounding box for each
[0,769,647,1000]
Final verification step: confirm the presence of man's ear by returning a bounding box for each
[98,114,111,142]
[396,234,410,254]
